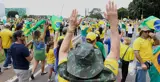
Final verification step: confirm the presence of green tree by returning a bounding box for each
[128,0,160,19]
[89,8,104,19]
[7,11,19,18]
[118,7,129,19]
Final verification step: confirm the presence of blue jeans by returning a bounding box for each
[135,62,147,82]
[81,36,86,42]
[55,73,58,82]
[3,49,12,67]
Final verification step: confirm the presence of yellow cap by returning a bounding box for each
[86,32,97,41]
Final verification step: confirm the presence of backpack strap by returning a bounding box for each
[122,47,130,60]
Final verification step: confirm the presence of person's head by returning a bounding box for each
[139,27,150,38]
[33,30,41,40]
[58,43,114,81]
[129,24,132,27]
[123,37,131,45]
[13,30,25,43]
[86,32,97,45]
[15,23,23,31]
[4,23,11,29]
[98,27,103,34]
[46,41,54,53]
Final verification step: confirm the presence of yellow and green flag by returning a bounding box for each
[51,15,63,31]
[148,46,160,82]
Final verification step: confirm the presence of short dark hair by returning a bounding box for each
[13,30,23,41]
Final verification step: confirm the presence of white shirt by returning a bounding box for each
[128,26,133,34]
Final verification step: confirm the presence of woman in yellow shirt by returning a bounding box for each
[46,42,55,82]
[120,37,134,82]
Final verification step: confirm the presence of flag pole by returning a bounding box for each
[60,4,64,16]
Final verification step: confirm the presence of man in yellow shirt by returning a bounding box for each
[0,23,13,69]
[133,27,159,82]
[57,1,120,82]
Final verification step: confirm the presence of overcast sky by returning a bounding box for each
[3,0,132,17]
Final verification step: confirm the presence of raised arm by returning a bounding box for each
[59,9,81,61]
[105,1,120,60]
[41,22,48,42]
[54,31,59,49]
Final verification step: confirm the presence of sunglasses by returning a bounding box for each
[143,30,150,33]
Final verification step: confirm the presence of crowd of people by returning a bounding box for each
[0,1,159,82]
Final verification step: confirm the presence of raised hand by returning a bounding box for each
[104,0,118,28]
[69,9,82,31]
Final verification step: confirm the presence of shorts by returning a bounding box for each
[14,69,30,82]
[48,64,55,69]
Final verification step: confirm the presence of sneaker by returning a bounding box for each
[30,74,35,80]
[3,66,11,70]
[48,79,53,82]
[41,72,48,75]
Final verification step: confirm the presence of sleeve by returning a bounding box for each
[102,45,106,58]
[22,46,30,57]
[104,59,118,76]
[133,39,140,51]
[104,39,109,45]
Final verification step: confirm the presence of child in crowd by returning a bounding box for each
[46,42,55,82]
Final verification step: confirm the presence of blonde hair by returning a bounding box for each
[123,37,131,45]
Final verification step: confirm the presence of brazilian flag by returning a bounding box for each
[148,46,160,82]
[51,15,63,31]
[140,16,160,32]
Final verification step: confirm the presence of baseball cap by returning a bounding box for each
[86,32,97,41]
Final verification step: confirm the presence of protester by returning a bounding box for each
[133,27,159,82]
[26,23,48,80]
[128,24,133,38]
[46,41,55,82]
[57,1,120,81]
[80,22,88,42]
[9,30,33,82]
[0,23,13,69]
[96,33,106,60]
[53,31,63,73]
[120,37,135,82]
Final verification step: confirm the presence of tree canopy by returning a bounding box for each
[118,7,128,19]
[128,0,160,19]
[89,8,104,19]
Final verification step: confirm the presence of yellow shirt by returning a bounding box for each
[0,29,13,49]
[49,26,54,34]
[46,49,55,64]
[100,30,105,39]
[58,58,118,82]
[120,43,134,61]
[58,35,73,49]
[133,37,154,62]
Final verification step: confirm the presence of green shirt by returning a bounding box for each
[96,41,106,59]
